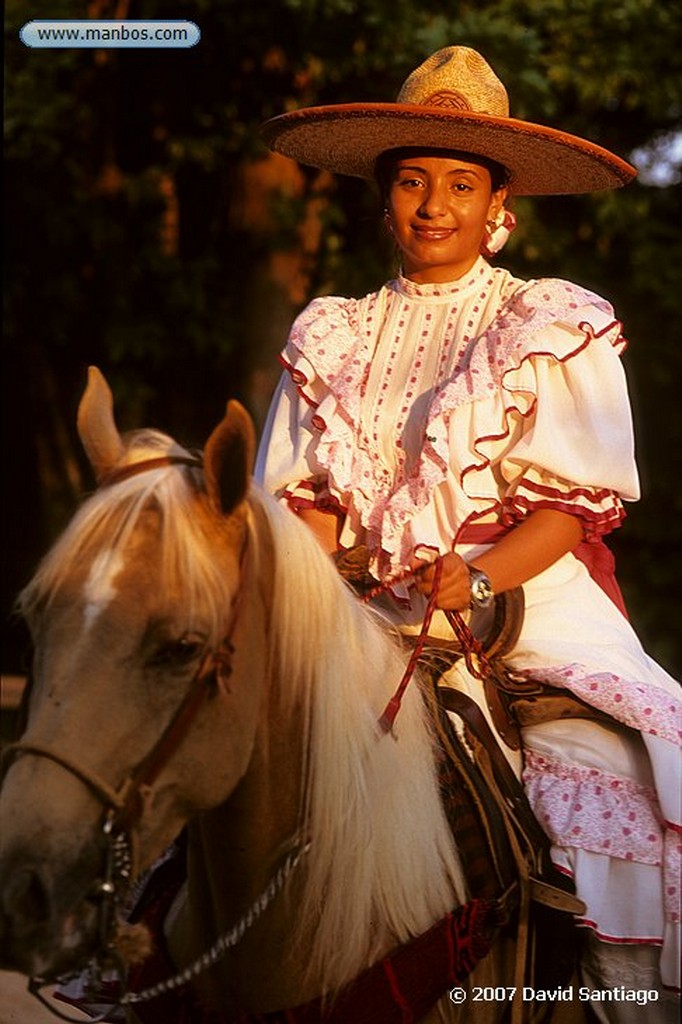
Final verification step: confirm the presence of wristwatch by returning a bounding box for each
[467,565,494,610]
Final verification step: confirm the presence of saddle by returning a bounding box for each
[418,585,616,750]
[427,677,583,995]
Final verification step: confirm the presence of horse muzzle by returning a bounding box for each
[0,846,105,977]
[0,749,127,979]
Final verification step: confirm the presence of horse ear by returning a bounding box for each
[77,366,126,482]
[203,400,256,514]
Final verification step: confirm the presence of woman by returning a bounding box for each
[255,47,680,1019]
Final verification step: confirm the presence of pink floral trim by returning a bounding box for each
[666,833,682,922]
[524,749,663,864]
[521,665,682,926]
[525,749,681,925]
[283,274,627,577]
[534,665,682,747]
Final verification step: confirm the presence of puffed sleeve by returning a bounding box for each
[415,281,643,544]
[495,311,641,538]
[255,370,320,502]
[254,295,358,514]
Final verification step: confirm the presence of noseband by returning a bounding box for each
[3,453,249,995]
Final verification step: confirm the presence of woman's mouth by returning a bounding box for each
[412,227,456,241]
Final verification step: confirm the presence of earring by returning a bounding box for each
[480,208,516,258]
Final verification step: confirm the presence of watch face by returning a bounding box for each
[470,572,494,607]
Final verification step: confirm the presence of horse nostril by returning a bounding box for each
[3,866,52,934]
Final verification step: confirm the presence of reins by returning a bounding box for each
[375,557,493,733]
[367,555,580,1024]
[377,559,443,733]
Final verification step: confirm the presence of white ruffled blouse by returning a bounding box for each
[256,256,640,581]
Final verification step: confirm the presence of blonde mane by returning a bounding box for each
[19,429,238,646]
[248,489,466,992]
[20,441,466,995]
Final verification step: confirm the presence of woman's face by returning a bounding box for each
[385,153,507,283]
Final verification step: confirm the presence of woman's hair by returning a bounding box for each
[374,146,510,204]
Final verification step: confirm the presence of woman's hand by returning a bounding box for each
[410,551,471,610]
[408,510,583,611]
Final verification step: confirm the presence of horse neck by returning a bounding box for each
[168,494,465,1012]
[168,503,313,1011]
[186,715,308,1009]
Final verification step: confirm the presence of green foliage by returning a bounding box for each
[3,0,681,673]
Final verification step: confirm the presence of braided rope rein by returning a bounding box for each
[122,841,310,1005]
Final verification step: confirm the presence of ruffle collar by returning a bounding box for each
[393,257,492,301]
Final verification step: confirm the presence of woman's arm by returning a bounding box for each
[298,507,341,555]
[412,508,583,611]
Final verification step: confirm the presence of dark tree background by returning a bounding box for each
[4,0,681,676]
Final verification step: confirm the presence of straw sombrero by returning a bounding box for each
[261,46,636,195]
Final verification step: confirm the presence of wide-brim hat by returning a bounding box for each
[261,47,636,195]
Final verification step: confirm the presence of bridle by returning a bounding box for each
[4,635,238,868]
[2,454,252,1017]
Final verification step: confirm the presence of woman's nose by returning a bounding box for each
[418,184,448,217]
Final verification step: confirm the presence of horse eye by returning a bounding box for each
[150,636,205,668]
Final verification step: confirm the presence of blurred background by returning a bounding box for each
[3,0,682,679]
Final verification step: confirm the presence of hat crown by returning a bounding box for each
[397,46,509,118]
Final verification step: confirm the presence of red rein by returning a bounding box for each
[377,560,444,734]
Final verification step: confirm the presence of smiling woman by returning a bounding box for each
[257,44,681,1022]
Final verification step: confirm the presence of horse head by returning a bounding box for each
[0,368,271,980]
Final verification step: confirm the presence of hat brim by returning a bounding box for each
[260,103,636,195]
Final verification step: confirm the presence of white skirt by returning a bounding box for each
[388,551,681,991]
[509,554,680,989]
